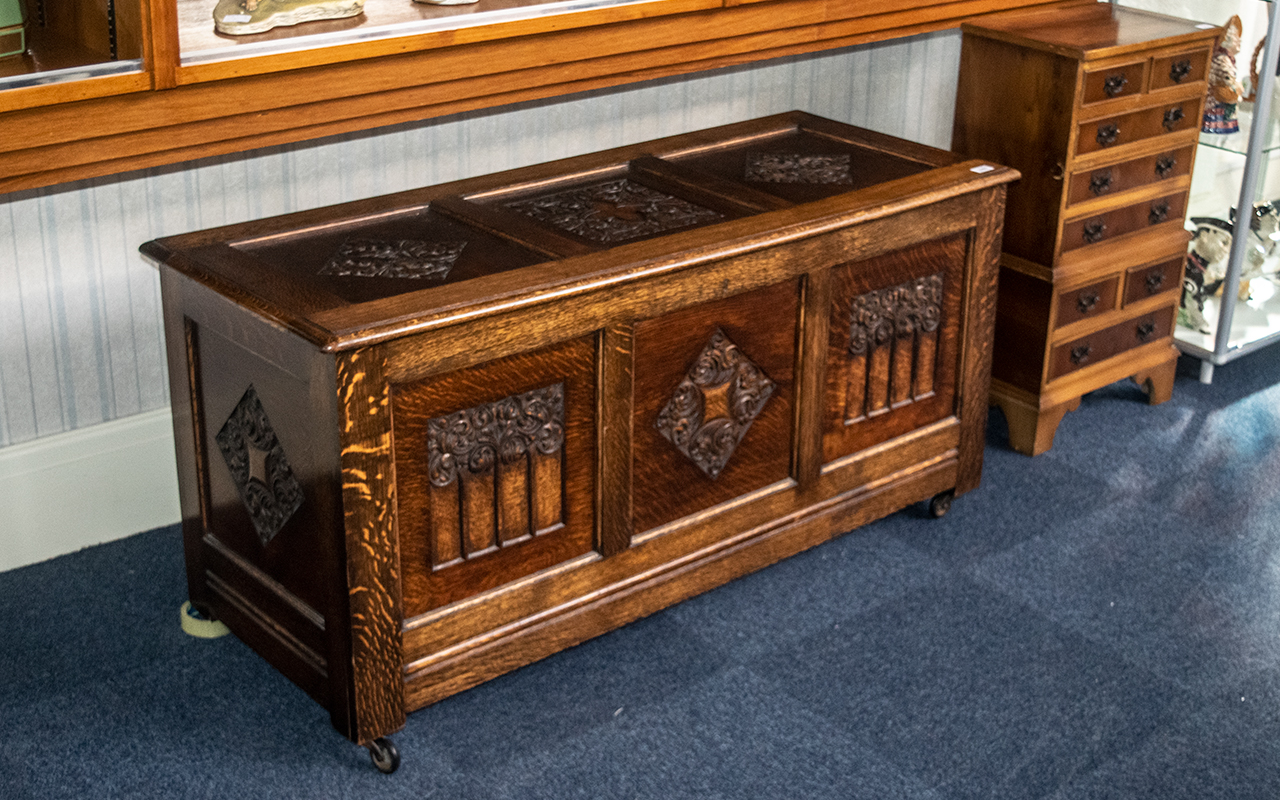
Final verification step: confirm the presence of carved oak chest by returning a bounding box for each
[141,112,1016,768]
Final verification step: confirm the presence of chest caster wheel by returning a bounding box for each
[366,737,400,774]
[928,490,954,519]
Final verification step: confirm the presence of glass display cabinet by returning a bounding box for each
[0,0,1084,196]
[1121,0,1280,382]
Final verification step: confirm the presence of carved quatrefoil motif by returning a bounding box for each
[215,385,304,546]
[655,329,775,480]
[505,178,723,244]
[318,238,466,280]
[744,153,853,185]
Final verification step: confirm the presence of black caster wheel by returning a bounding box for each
[367,737,400,774]
[928,490,954,519]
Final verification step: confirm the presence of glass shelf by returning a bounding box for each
[1197,104,1280,155]
[1174,273,1280,358]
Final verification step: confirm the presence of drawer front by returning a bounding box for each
[1082,61,1146,105]
[1048,305,1175,381]
[1061,192,1186,253]
[1075,98,1199,155]
[1066,145,1193,207]
[1054,275,1119,330]
[1150,49,1210,92]
[1124,256,1183,306]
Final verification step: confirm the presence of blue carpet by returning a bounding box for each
[3,349,1280,798]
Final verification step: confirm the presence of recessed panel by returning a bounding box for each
[235,206,550,304]
[632,280,799,534]
[823,234,967,462]
[393,336,596,616]
[671,129,932,204]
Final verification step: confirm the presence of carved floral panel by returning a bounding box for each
[744,153,853,185]
[214,385,304,546]
[505,178,723,244]
[425,384,567,564]
[846,272,944,421]
[655,329,774,479]
[427,384,565,488]
[318,238,466,280]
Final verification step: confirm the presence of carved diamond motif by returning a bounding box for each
[655,329,775,479]
[744,153,853,185]
[215,386,304,546]
[318,238,466,280]
[427,384,566,488]
[505,178,723,244]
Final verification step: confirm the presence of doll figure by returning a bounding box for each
[1203,15,1244,134]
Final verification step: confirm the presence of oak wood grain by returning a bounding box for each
[335,347,407,745]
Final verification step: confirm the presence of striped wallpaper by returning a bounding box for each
[0,29,962,448]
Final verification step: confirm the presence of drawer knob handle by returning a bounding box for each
[1104,74,1130,97]
[1070,344,1093,365]
[1097,123,1121,146]
[1136,321,1157,342]
[1149,202,1171,225]
[1156,155,1177,178]
[1083,220,1107,243]
[1170,59,1192,83]
[1145,272,1166,294]
[1089,170,1114,195]
[1077,292,1101,314]
[1163,107,1186,131]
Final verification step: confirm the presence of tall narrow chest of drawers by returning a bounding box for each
[952,4,1219,455]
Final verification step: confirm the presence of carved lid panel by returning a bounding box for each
[669,127,936,205]
[233,206,550,304]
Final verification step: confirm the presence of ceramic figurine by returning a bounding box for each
[1181,203,1280,332]
[1203,15,1244,134]
[1232,200,1280,276]
[0,0,26,59]
[1181,217,1231,333]
[213,0,366,35]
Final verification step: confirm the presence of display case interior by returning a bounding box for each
[0,0,144,88]
[179,0,685,66]
[1116,0,1280,380]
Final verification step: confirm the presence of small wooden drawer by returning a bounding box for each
[1082,61,1146,105]
[1048,305,1175,380]
[1065,145,1193,206]
[1123,256,1183,306]
[1075,98,1200,155]
[1061,192,1186,252]
[1054,276,1119,329]
[1149,49,1210,92]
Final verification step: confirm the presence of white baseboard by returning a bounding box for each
[0,409,181,573]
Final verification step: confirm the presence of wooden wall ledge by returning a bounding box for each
[0,0,1083,194]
